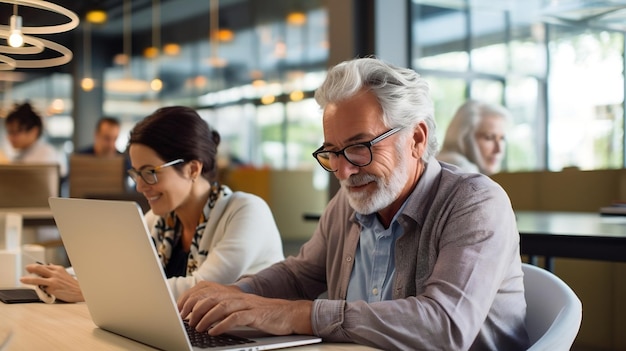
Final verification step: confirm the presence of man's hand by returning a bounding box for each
[20,264,84,303]
[178,281,313,336]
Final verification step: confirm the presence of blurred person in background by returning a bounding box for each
[77,116,123,157]
[437,100,511,175]
[4,102,67,177]
[21,106,285,302]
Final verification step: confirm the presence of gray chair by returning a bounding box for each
[523,263,582,351]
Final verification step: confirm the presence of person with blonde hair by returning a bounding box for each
[437,100,511,175]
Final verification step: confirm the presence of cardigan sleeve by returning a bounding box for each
[166,192,284,300]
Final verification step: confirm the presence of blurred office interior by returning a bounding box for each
[1,1,626,350]
[2,0,625,174]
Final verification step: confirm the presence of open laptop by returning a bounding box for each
[48,197,321,351]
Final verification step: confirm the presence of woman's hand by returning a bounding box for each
[20,264,84,303]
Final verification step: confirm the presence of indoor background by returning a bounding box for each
[1,1,625,350]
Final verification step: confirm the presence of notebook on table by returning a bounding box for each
[48,197,321,351]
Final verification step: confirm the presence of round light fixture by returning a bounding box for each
[0,0,79,35]
[0,0,78,69]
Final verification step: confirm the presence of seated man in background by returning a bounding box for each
[437,100,511,175]
[74,116,131,190]
[178,57,529,350]
[77,116,123,157]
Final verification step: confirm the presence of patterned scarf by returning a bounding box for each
[152,183,224,276]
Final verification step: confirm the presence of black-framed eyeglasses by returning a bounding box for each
[127,159,185,185]
[312,127,403,172]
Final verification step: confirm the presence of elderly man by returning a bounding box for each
[178,57,529,350]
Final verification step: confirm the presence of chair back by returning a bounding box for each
[523,263,582,351]
[69,154,126,198]
[0,163,60,208]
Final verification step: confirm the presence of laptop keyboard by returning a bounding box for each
[184,320,255,348]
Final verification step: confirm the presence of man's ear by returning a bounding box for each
[411,121,428,159]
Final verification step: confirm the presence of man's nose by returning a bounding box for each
[334,156,360,180]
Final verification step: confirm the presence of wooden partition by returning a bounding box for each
[0,164,59,208]
[69,155,126,198]
[492,169,626,212]
[492,169,626,350]
[221,168,327,242]
[220,167,272,204]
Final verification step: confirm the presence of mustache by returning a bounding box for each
[341,173,378,187]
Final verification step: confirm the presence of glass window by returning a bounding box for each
[412,2,568,172]
[198,105,256,167]
[510,23,547,77]
[505,76,542,171]
[470,10,507,75]
[423,75,467,145]
[286,98,323,169]
[547,28,624,170]
[257,102,286,168]
[470,79,503,104]
[413,5,469,71]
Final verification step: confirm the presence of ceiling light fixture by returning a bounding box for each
[8,5,23,48]
[81,7,106,91]
[81,21,94,91]
[0,54,16,71]
[286,1,307,26]
[0,35,73,69]
[207,0,227,68]
[286,12,306,26]
[162,43,180,56]
[86,9,107,25]
[1,0,79,34]
[0,0,79,69]
[105,0,150,94]
[150,0,163,92]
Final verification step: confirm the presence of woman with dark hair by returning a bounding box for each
[4,102,67,176]
[22,106,284,302]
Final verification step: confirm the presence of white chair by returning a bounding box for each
[523,263,582,351]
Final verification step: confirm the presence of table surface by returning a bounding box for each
[0,301,377,350]
[516,211,626,267]
[516,211,626,238]
[0,207,55,229]
[0,207,53,219]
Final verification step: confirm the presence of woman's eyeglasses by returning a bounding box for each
[127,159,184,185]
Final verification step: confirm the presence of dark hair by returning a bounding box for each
[96,116,121,132]
[127,106,221,182]
[5,102,43,138]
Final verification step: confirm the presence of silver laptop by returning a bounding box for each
[48,197,321,351]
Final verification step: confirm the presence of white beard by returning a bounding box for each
[341,151,409,215]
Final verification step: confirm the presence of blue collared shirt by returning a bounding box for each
[346,202,407,302]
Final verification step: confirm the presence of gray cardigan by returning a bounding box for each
[237,161,529,350]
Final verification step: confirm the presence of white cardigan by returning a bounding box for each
[144,186,285,300]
